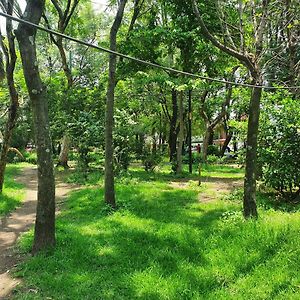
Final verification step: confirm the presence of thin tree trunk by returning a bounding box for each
[169,89,178,162]
[0,1,18,193]
[220,133,233,157]
[46,1,79,167]
[57,39,73,88]
[188,90,192,173]
[243,83,262,218]
[57,134,70,168]
[176,92,184,174]
[202,125,213,162]
[15,0,56,253]
[104,0,127,208]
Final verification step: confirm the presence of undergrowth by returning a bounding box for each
[0,164,24,217]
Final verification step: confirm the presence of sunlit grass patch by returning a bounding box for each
[14,165,300,299]
[0,164,25,216]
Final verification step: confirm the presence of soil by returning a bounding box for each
[170,176,243,203]
[0,167,78,299]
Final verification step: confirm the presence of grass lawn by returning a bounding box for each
[0,164,25,217]
[14,164,300,299]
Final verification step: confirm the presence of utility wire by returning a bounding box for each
[0,11,299,90]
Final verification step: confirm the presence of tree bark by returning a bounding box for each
[243,82,262,218]
[15,0,56,253]
[104,0,127,208]
[56,134,70,168]
[176,92,184,174]
[0,0,19,193]
[188,90,193,173]
[202,125,213,161]
[220,133,233,157]
[169,89,178,162]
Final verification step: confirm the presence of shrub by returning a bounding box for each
[207,145,220,156]
[142,151,162,172]
[258,94,300,197]
[206,155,219,164]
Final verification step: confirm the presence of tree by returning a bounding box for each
[192,0,271,218]
[259,92,300,198]
[176,91,184,173]
[15,0,56,253]
[104,0,128,208]
[0,0,19,193]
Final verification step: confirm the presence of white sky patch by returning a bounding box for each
[0,0,108,32]
[92,0,108,13]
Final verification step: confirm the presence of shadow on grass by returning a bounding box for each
[15,177,300,299]
[60,163,244,187]
[257,191,300,212]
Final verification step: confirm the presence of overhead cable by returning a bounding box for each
[0,11,299,90]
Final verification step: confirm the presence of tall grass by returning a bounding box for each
[0,164,24,216]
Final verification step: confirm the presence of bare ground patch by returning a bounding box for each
[169,176,243,203]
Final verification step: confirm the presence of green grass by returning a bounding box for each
[13,164,300,299]
[64,163,244,186]
[0,164,25,217]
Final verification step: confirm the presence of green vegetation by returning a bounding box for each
[0,164,24,217]
[14,165,300,299]
[0,0,299,297]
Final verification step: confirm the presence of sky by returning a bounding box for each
[17,0,108,12]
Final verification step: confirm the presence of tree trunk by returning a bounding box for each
[104,0,127,208]
[57,134,70,168]
[57,39,73,88]
[188,90,193,173]
[220,133,233,157]
[202,125,213,162]
[169,89,178,162]
[176,92,184,174]
[243,83,262,218]
[15,0,56,253]
[0,1,19,193]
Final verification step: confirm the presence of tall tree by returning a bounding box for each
[15,0,56,253]
[0,0,19,193]
[104,0,128,208]
[192,0,270,218]
[176,91,184,174]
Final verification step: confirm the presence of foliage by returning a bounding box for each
[114,109,137,172]
[22,151,37,165]
[141,150,162,172]
[207,144,220,156]
[206,154,219,164]
[259,93,300,197]
[0,164,24,216]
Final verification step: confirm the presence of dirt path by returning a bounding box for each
[0,167,78,299]
[170,176,243,203]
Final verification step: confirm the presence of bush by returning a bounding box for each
[207,145,220,156]
[24,151,37,164]
[259,94,300,197]
[142,151,162,172]
[206,155,219,164]
[182,152,202,164]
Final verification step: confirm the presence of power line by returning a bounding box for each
[0,11,299,91]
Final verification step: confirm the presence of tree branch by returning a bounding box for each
[191,0,255,74]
